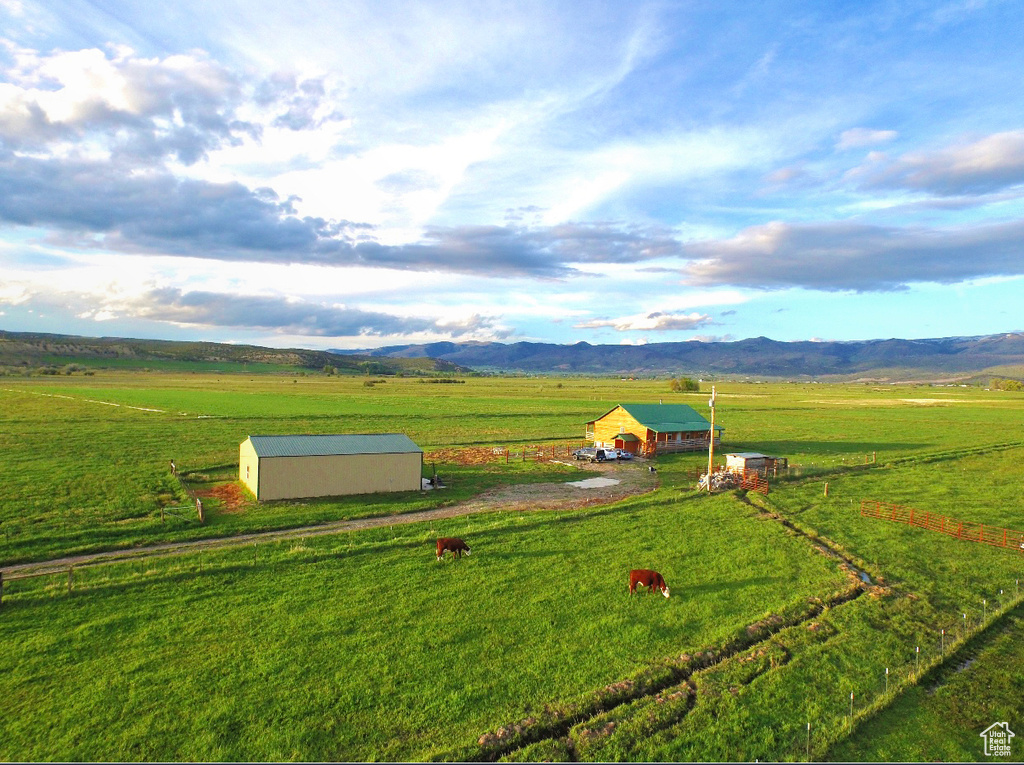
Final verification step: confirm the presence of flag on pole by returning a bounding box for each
[708,386,716,409]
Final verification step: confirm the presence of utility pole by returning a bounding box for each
[706,385,716,491]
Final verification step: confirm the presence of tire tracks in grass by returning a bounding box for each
[0,464,656,578]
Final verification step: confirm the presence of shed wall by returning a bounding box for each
[256,451,422,501]
[239,438,260,497]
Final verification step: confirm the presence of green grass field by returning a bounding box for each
[1,373,1023,761]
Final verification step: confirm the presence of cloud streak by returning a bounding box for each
[0,150,691,276]
[575,310,713,332]
[850,131,1024,196]
[2,282,500,339]
[681,218,1024,291]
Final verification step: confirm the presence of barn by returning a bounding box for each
[239,433,423,501]
[585,403,723,457]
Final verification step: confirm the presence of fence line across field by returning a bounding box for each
[169,459,205,523]
[860,499,1024,554]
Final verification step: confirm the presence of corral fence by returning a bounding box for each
[860,499,1024,554]
[423,443,589,466]
[168,459,205,523]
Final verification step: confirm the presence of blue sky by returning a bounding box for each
[1,0,1023,350]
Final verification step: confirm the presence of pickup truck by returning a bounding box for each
[573,447,613,462]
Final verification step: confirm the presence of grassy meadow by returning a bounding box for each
[1,372,1023,760]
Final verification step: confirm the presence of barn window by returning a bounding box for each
[246,465,250,480]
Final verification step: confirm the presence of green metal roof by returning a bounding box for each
[247,433,422,458]
[591,403,723,433]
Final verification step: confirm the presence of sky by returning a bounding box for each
[1,0,1023,351]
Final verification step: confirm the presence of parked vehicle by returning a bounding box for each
[614,449,634,460]
[573,447,609,462]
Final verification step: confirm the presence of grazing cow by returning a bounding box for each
[436,537,471,561]
[629,569,670,598]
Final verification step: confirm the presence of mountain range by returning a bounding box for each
[3,328,1024,381]
[332,334,1024,381]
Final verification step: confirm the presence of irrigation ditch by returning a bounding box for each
[453,482,1024,763]
[446,491,874,763]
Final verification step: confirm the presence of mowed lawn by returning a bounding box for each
[0,491,847,761]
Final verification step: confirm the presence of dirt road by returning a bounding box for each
[2,461,657,578]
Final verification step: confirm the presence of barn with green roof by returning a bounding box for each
[585,403,722,457]
[239,433,423,501]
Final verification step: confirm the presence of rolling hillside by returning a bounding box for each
[0,330,470,376]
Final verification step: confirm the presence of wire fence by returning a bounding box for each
[423,442,596,465]
[169,459,205,523]
[792,581,1024,761]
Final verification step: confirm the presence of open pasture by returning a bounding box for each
[2,372,1024,760]
[0,491,847,761]
[3,373,1023,565]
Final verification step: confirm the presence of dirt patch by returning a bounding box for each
[194,482,251,514]
[448,461,656,516]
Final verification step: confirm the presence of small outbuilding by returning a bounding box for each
[586,403,723,457]
[239,433,423,501]
[725,452,788,475]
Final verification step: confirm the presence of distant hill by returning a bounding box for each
[332,334,1024,381]
[0,330,471,376]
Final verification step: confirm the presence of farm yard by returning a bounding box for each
[1,373,1023,761]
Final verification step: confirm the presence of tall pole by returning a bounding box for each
[706,385,716,491]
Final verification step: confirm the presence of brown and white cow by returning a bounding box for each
[436,537,471,561]
[629,569,670,598]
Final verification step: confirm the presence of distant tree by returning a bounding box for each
[991,377,1023,391]
[323,364,336,375]
[359,361,390,376]
[669,377,700,392]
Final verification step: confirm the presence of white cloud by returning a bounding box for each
[835,128,898,151]
[574,310,713,332]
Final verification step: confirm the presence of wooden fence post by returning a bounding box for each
[196,498,204,523]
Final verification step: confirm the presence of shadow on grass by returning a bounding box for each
[480,550,565,561]
[683,575,787,596]
[729,440,923,456]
